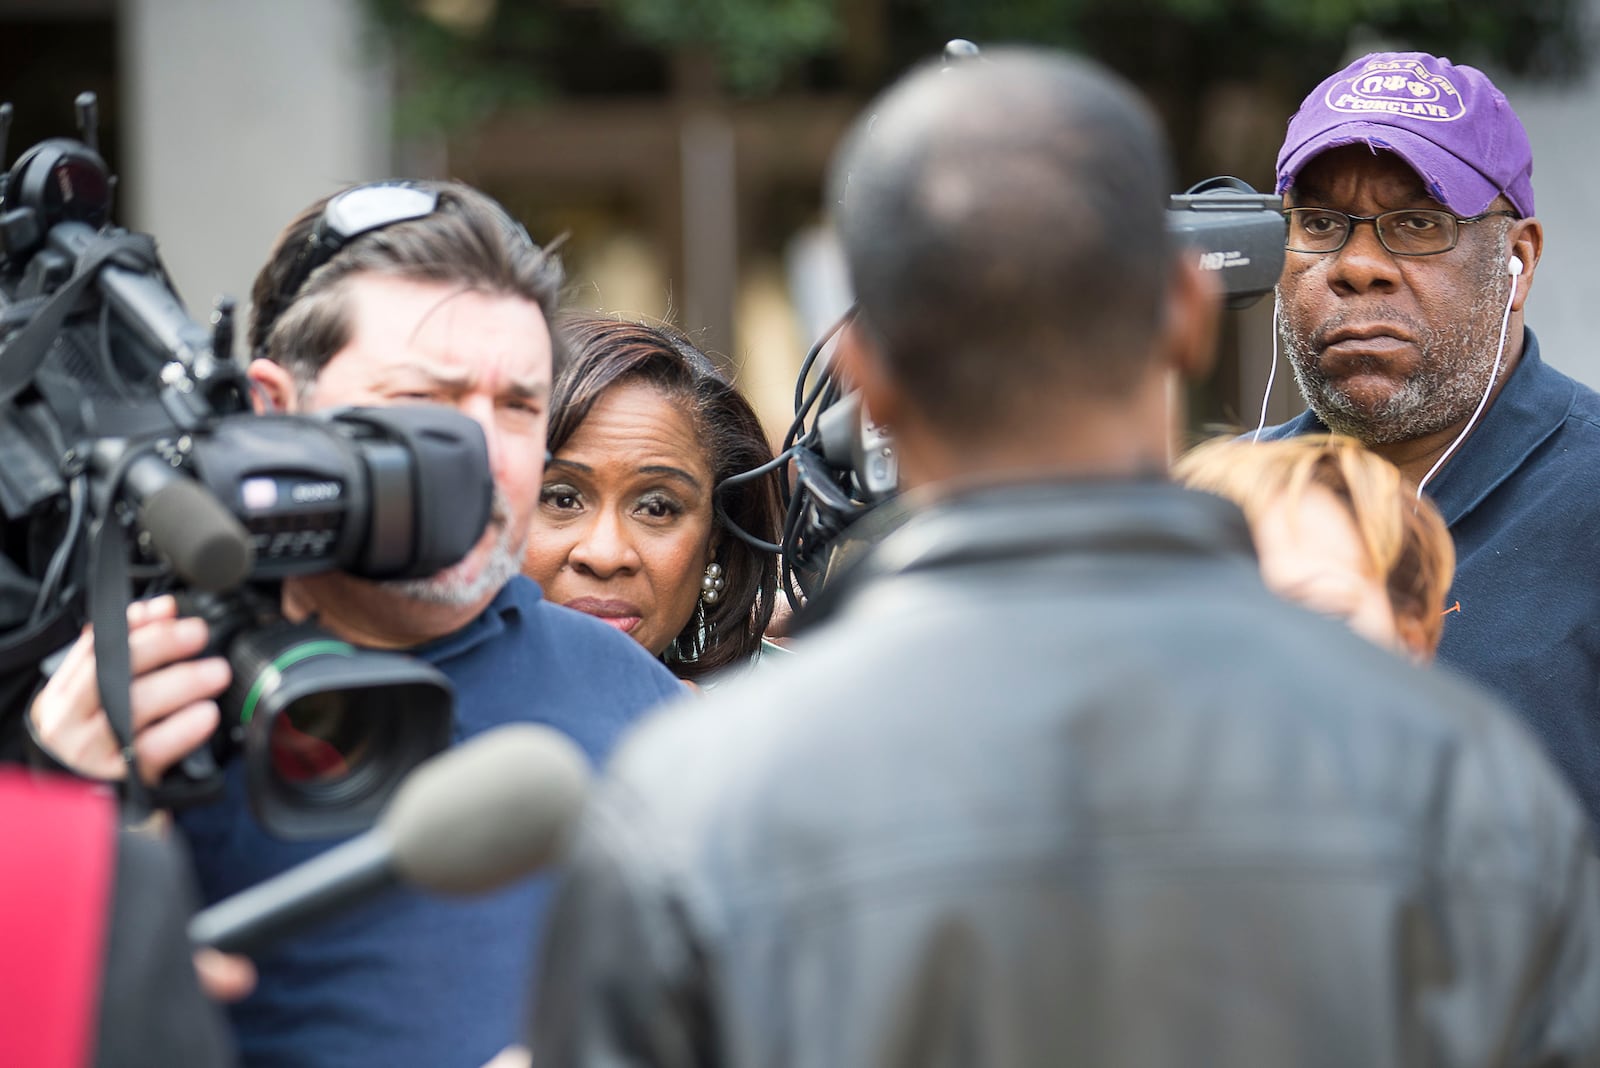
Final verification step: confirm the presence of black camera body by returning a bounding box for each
[0,97,490,838]
[1166,176,1288,309]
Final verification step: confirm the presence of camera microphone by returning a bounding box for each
[187,723,591,956]
[124,454,254,592]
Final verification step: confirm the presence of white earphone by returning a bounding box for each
[1415,251,1524,496]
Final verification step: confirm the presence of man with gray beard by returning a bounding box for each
[24,180,683,1068]
[1259,51,1600,837]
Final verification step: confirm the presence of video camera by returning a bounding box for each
[0,95,491,838]
[766,171,1285,607]
[1167,175,1286,309]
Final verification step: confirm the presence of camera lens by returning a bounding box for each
[268,690,377,788]
[223,618,454,839]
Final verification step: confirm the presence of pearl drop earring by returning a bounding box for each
[700,561,726,605]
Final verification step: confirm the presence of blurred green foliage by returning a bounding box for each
[366,0,1592,136]
[365,0,559,135]
[931,0,1586,67]
[612,0,839,91]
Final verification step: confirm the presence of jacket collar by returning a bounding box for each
[1262,329,1570,526]
[798,479,1256,631]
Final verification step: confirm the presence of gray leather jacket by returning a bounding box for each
[532,482,1600,1067]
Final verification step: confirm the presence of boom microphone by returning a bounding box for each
[187,724,590,956]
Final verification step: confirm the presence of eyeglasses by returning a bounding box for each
[274,183,441,308]
[1283,207,1517,257]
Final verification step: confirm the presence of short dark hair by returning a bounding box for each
[550,315,781,679]
[248,180,566,386]
[828,49,1175,440]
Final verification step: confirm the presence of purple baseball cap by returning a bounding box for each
[1276,52,1535,217]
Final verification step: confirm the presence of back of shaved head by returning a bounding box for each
[829,48,1175,441]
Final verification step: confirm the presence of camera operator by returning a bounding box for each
[529,49,1600,1066]
[26,180,683,1068]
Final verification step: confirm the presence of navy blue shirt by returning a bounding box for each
[177,576,683,1068]
[1262,330,1600,835]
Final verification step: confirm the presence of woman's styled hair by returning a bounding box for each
[550,315,781,679]
[1174,434,1456,656]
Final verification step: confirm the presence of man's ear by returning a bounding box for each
[832,314,900,430]
[1508,216,1543,314]
[1163,253,1221,383]
[246,358,300,414]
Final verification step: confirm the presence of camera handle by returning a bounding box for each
[0,230,162,405]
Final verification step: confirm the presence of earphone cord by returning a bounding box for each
[1251,294,1282,443]
[1414,267,1518,499]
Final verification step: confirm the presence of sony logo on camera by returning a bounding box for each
[290,480,343,504]
[241,476,345,509]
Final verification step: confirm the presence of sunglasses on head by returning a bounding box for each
[273,183,441,309]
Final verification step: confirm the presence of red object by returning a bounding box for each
[0,768,116,1068]
[270,718,350,784]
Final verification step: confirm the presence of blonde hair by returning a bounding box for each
[1173,434,1455,655]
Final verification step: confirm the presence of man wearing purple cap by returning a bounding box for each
[1259,51,1600,836]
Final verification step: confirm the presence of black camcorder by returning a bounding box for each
[0,95,491,838]
[1166,176,1288,309]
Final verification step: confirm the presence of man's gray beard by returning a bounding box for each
[1278,267,1511,447]
[381,492,521,607]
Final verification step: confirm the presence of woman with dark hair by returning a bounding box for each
[522,315,783,682]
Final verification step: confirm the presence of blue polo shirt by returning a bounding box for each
[1262,329,1600,836]
[177,576,683,1068]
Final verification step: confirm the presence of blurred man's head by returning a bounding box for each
[827,48,1214,482]
[247,181,565,644]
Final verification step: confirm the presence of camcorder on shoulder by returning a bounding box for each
[0,96,491,838]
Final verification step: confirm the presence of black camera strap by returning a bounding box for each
[87,460,151,817]
[0,232,162,407]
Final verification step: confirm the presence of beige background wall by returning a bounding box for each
[120,0,392,355]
